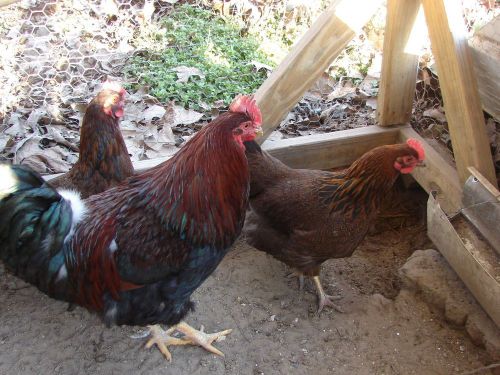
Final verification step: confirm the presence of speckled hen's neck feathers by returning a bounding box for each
[133,112,250,249]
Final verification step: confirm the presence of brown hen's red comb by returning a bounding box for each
[229,94,262,125]
[406,138,425,161]
[102,80,126,97]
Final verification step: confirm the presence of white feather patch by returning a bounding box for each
[56,265,67,282]
[105,305,118,322]
[109,239,118,253]
[58,189,87,243]
[0,164,18,199]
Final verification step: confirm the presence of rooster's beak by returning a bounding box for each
[255,126,264,137]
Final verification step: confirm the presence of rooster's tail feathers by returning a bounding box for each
[0,164,84,293]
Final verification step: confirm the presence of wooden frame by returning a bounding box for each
[377,0,421,126]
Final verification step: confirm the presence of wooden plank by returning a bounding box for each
[377,0,421,125]
[469,16,500,121]
[399,127,462,214]
[255,0,383,141]
[263,125,401,170]
[428,193,500,327]
[421,0,497,187]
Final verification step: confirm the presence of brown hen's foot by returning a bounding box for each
[145,324,192,361]
[313,276,344,314]
[173,322,233,357]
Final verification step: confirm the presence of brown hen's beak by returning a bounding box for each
[255,126,263,137]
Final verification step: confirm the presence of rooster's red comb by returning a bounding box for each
[229,94,262,125]
[407,138,425,161]
[102,80,126,97]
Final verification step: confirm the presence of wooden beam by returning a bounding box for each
[399,127,462,214]
[469,16,500,121]
[421,0,497,187]
[263,125,400,170]
[255,0,383,141]
[377,0,421,125]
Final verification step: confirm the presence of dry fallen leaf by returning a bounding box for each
[45,126,80,152]
[365,98,378,110]
[173,66,205,83]
[14,136,43,165]
[22,146,72,174]
[423,107,447,123]
[250,61,273,72]
[4,113,26,136]
[0,135,10,154]
[142,104,167,123]
[173,105,203,126]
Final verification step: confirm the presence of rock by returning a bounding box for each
[467,312,500,361]
[399,249,500,361]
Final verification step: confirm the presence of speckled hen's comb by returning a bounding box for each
[102,80,126,97]
[229,94,262,125]
[406,138,425,161]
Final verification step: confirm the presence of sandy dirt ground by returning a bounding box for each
[0,192,494,375]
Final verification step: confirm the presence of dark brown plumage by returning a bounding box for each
[243,139,425,312]
[49,85,133,198]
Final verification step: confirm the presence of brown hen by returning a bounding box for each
[49,82,133,198]
[243,139,425,313]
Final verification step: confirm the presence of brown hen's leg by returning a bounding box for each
[145,324,192,361]
[173,322,232,357]
[313,276,344,314]
[287,271,305,290]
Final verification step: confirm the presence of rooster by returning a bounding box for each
[49,81,133,198]
[0,95,262,361]
[243,139,425,313]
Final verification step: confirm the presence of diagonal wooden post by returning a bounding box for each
[377,0,422,126]
[421,0,497,187]
[255,0,383,142]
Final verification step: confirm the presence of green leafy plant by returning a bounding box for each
[126,5,274,110]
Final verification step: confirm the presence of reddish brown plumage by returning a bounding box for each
[244,140,425,284]
[49,87,133,198]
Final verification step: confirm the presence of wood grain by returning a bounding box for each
[422,0,497,187]
[377,0,421,125]
[469,16,500,121]
[399,126,462,214]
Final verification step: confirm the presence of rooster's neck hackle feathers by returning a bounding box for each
[132,111,251,249]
